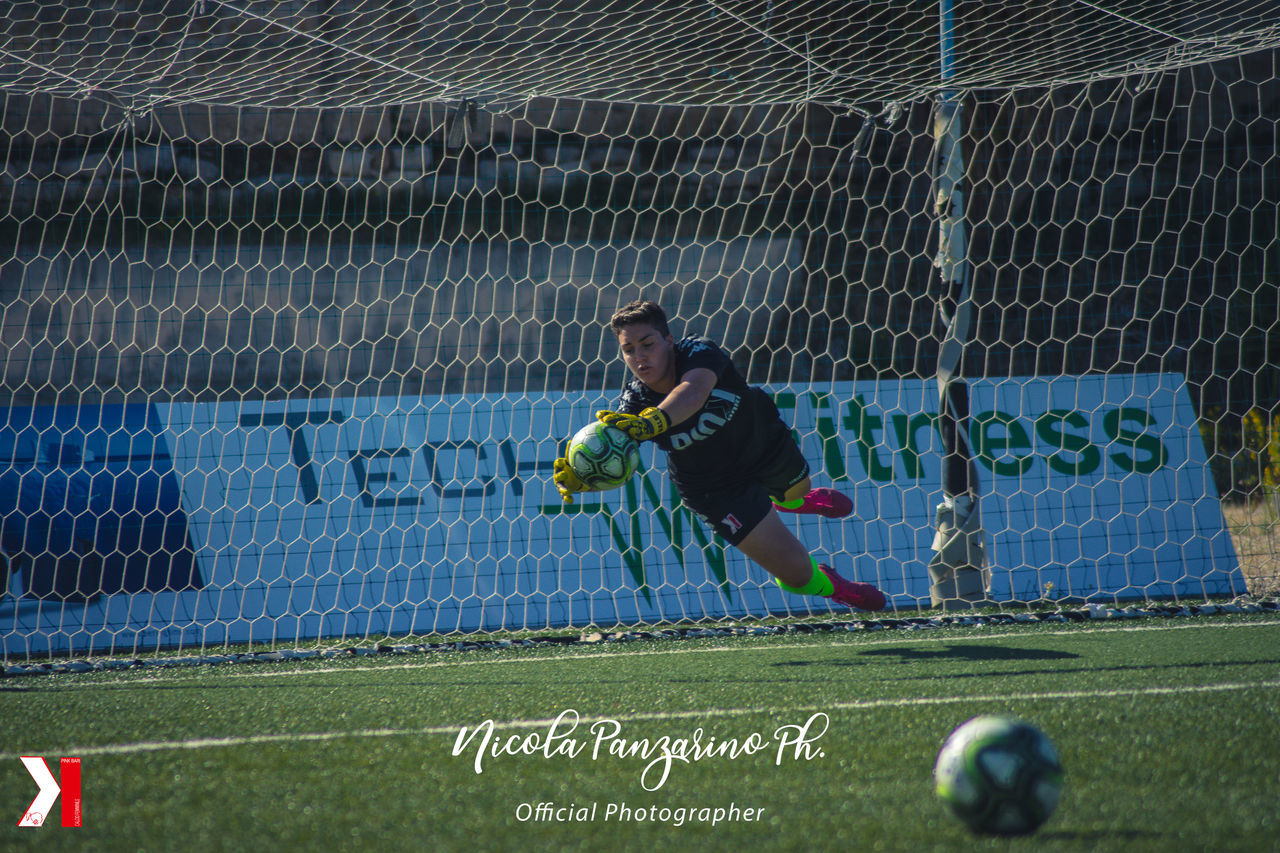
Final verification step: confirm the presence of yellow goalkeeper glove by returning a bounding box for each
[596,406,671,442]
[552,453,587,503]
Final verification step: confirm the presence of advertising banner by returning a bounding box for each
[1,374,1242,653]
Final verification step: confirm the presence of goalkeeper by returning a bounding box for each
[554,299,885,612]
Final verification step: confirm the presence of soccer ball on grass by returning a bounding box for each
[566,422,641,491]
[934,715,1064,836]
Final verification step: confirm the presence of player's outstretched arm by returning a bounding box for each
[597,406,670,441]
[598,367,717,440]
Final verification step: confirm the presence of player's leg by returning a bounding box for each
[754,425,853,519]
[735,510,885,611]
[732,507,814,588]
[680,482,885,611]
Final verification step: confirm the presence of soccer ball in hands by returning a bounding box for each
[934,715,1064,836]
[566,422,641,490]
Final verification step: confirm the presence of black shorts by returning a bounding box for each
[674,436,810,546]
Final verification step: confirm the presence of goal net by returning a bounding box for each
[2,1,1278,656]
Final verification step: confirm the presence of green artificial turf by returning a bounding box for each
[1,615,1277,852]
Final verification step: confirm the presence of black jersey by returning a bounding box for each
[615,335,790,489]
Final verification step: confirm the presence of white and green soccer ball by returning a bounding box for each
[566,422,641,491]
[934,715,1064,836]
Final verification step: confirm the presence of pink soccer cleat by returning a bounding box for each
[818,564,887,612]
[775,487,853,519]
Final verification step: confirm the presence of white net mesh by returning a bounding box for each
[5,1,1280,107]
[2,2,1278,656]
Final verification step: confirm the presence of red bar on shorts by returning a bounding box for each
[60,758,81,828]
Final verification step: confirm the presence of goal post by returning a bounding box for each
[927,0,990,608]
[2,2,1278,656]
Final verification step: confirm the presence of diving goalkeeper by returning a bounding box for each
[554,299,885,612]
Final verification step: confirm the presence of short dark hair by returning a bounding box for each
[609,300,671,338]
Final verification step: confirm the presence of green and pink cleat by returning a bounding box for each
[818,564,887,612]
[775,487,854,519]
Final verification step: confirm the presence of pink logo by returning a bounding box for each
[722,513,743,535]
[18,757,80,828]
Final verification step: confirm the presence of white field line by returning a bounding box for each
[11,617,1280,689]
[2,677,1278,762]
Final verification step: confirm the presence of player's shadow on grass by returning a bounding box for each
[771,645,1079,669]
[860,645,1080,663]
[857,648,1280,681]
